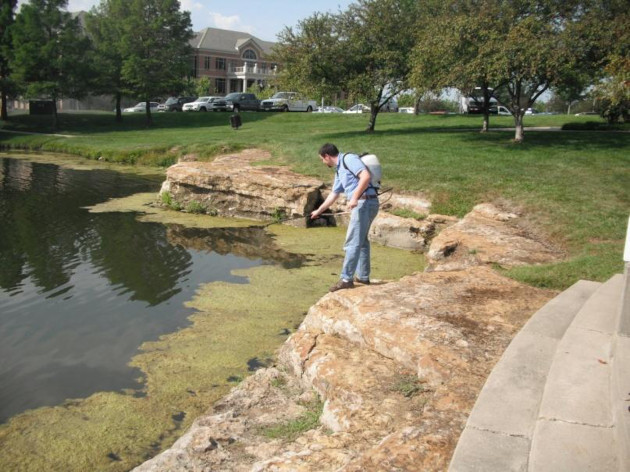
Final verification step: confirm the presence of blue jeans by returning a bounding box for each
[341,199,379,281]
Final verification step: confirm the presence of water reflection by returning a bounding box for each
[167,225,307,269]
[0,156,304,423]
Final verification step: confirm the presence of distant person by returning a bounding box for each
[310,143,379,292]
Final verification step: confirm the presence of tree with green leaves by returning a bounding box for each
[339,0,418,132]
[273,12,344,107]
[85,0,129,122]
[273,0,419,132]
[118,0,193,126]
[10,0,90,129]
[590,0,629,123]
[0,0,17,120]
[412,0,608,142]
[412,0,507,132]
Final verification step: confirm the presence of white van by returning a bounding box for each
[380,97,398,112]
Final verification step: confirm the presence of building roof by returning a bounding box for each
[190,27,275,56]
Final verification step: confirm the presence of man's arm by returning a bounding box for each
[310,191,340,219]
[347,170,371,210]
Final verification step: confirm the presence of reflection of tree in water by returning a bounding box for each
[166,225,306,269]
[89,214,192,306]
[0,158,187,306]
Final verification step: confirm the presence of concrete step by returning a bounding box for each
[449,279,601,472]
[529,274,624,471]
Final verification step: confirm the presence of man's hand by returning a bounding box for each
[347,198,359,210]
[310,208,322,219]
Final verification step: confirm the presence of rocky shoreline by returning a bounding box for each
[135,150,562,471]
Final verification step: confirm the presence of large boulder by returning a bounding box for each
[134,267,554,472]
[369,212,435,250]
[427,203,561,271]
[160,150,325,227]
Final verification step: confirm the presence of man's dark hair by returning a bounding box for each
[319,143,339,157]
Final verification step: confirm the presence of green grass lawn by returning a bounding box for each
[2,110,629,289]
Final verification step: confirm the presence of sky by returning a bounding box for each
[16,0,355,42]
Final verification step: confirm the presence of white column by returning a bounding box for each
[243,79,247,92]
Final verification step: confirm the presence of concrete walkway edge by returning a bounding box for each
[448,279,600,471]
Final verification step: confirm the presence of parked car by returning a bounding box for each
[343,104,370,114]
[123,102,160,113]
[260,92,317,112]
[315,106,345,113]
[399,107,415,114]
[489,105,512,115]
[182,96,220,112]
[212,93,260,112]
[158,96,196,112]
[524,108,538,115]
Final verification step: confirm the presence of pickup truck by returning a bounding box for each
[260,92,317,112]
[212,93,260,112]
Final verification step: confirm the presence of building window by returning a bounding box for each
[243,49,257,60]
[216,57,226,70]
[215,78,226,94]
[204,56,211,70]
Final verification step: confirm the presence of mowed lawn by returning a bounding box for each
[2,110,629,289]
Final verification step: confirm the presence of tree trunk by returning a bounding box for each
[1,89,7,120]
[52,98,59,131]
[145,98,152,127]
[513,113,524,142]
[481,113,489,132]
[481,86,491,133]
[366,104,379,133]
[115,92,122,123]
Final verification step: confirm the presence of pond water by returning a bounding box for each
[0,156,301,423]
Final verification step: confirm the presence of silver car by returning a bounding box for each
[182,96,220,112]
[123,102,160,113]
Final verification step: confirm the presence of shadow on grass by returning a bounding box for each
[324,123,630,151]
[0,110,278,136]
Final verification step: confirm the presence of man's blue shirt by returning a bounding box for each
[333,153,377,200]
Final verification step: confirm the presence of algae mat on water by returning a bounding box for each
[0,197,425,472]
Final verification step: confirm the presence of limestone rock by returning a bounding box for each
[160,150,325,227]
[369,212,435,250]
[427,203,560,271]
[380,191,432,216]
[134,267,553,472]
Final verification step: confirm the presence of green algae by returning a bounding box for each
[86,192,260,229]
[0,150,165,177]
[0,197,425,472]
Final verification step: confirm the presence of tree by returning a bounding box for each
[411,0,608,142]
[273,0,419,132]
[10,0,91,129]
[590,0,629,123]
[0,0,17,120]
[337,0,419,132]
[119,0,193,126]
[85,0,129,122]
[412,0,506,132]
[273,12,345,106]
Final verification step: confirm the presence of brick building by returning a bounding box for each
[190,27,277,95]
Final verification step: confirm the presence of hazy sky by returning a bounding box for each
[16,0,355,42]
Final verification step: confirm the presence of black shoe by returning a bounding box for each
[355,277,370,285]
[329,279,354,292]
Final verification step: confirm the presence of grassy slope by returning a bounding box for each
[2,111,629,289]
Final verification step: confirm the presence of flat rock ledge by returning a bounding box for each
[160,150,325,226]
[426,203,561,271]
[134,267,554,472]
